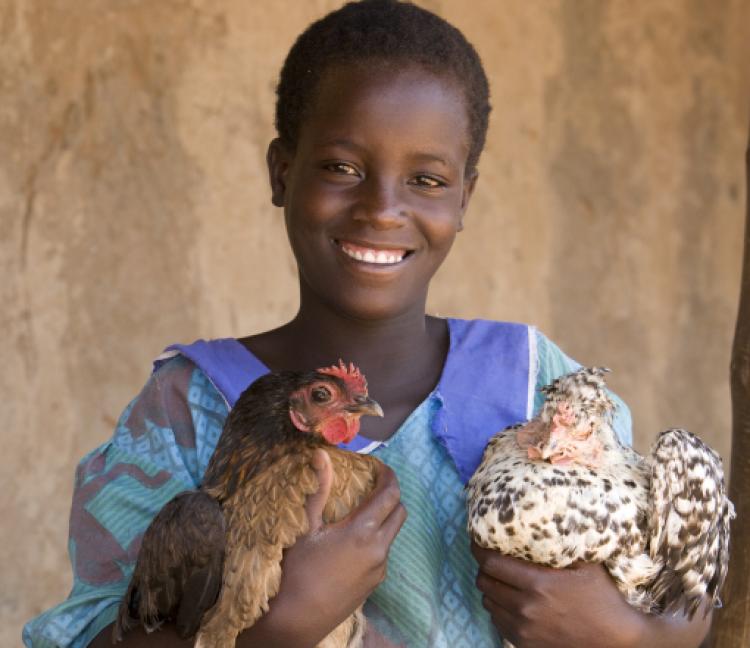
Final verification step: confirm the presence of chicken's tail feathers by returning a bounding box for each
[112,490,226,642]
[646,428,734,619]
[174,556,226,638]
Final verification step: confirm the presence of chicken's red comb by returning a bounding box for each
[318,360,368,393]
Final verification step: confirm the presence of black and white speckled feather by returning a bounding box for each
[648,429,734,617]
[467,367,734,629]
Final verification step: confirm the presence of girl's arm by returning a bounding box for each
[472,543,711,648]
[89,453,406,648]
[24,357,215,648]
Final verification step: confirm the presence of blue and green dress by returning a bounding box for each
[23,319,632,648]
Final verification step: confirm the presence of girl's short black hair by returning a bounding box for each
[275,0,491,174]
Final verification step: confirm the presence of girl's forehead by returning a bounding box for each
[313,62,465,114]
[299,64,471,161]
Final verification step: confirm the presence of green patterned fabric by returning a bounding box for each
[365,396,501,647]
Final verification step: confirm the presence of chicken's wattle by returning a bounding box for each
[321,415,359,445]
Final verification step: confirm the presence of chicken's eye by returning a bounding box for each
[311,386,332,403]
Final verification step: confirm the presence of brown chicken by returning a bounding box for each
[114,361,384,648]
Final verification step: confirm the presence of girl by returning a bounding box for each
[24,2,713,647]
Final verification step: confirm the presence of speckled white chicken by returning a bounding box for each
[467,367,734,635]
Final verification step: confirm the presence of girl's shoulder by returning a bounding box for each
[154,337,268,409]
[74,345,238,495]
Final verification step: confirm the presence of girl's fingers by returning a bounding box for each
[305,449,334,533]
[474,574,526,646]
[475,571,522,612]
[379,498,408,544]
[471,541,543,591]
[480,596,521,647]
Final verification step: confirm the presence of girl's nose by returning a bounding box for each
[351,176,407,230]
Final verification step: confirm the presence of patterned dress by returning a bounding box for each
[23,320,631,648]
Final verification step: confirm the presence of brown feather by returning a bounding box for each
[197,447,379,648]
[113,491,225,642]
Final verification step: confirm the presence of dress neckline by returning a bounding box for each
[161,318,532,483]
[231,318,457,450]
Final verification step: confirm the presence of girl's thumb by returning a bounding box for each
[305,448,333,533]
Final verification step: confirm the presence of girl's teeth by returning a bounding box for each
[341,244,404,265]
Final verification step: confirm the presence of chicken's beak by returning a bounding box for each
[540,425,567,461]
[346,395,384,418]
[540,440,558,460]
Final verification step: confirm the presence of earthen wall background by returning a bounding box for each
[2,1,749,645]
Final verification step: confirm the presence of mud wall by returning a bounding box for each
[2,1,748,644]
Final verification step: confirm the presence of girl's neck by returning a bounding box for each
[240,290,450,441]
[284,300,435,371]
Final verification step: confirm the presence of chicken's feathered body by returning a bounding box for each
[115,364,382,648]
[198,441,378,648]
[467,367,734,628]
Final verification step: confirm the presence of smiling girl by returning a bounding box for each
[25,2,712,647]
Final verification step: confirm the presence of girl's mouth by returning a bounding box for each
[335,240,413,265]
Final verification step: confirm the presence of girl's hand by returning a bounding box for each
[471,542,642,648]
[239,450,407,648]
[471,542,711,648]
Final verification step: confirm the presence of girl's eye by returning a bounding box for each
[311,386,332,403]
[324,162,360,177]
[411,175,445,189]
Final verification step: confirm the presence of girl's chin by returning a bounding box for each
[333,294,426,322]
[299,270,428,322]
[306,285,423,322]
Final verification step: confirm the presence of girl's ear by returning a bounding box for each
[458,170,479,231]
[267,138,292,207]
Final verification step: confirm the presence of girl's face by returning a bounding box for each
[268,63,477,321]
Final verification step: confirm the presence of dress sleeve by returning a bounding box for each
[532,329,633,447]
[22,356,229,648]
